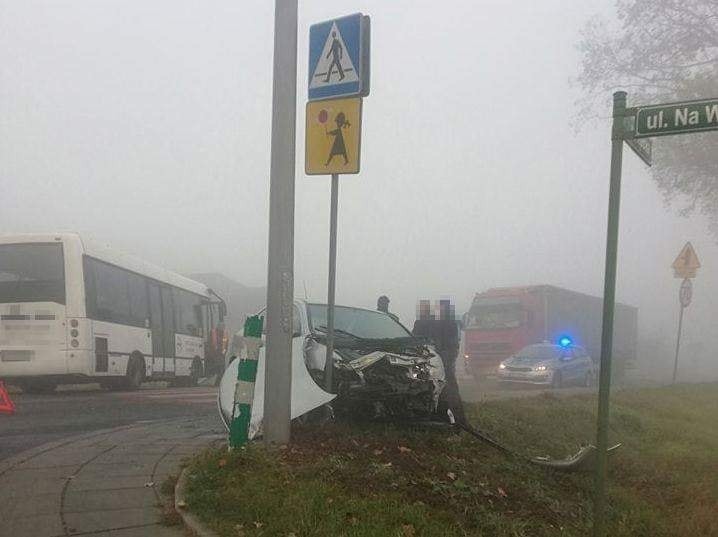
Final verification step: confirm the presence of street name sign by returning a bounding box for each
[308,13,370,101]
[672,242,700,279]
[306,97,362,175]
[634,98,718,138]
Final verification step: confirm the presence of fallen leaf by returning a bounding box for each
[497,487,508,498]
[218,458,227,468]
[176,500,187,509]
[373,449,384,456]
[398,446,412,453]
[254,521,264,528]
[402,524,416,537]
[447,472,457,481]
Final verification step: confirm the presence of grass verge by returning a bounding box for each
[183,383,717,536]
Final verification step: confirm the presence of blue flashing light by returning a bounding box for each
[559,336,572,348]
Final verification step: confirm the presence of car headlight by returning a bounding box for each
[534,365,548,372]
[499,363,506,370]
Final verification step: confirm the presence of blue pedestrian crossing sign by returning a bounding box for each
[308,13,370,101]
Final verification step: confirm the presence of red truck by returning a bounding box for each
[462,285,637,379]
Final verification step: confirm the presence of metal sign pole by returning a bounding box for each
[672,278,692,384]
[672,304,685,384]
[264,0,298,446]
[593,90,626,537]
[324,173,339,391]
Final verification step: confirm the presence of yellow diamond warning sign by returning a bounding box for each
[306,97,362,175]
[672,242,700,279]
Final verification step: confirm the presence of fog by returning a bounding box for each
[2,0,716,382]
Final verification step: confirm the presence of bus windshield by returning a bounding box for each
[0,243,66,304]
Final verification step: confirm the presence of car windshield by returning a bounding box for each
[513,346,557,362]
[307,304,411,339]
[0,243,66,305]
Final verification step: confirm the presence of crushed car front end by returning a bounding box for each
[309,336,446,419]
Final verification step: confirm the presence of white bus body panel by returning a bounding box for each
[0,302,68,376]
[174,334,204,376]
[91,320,152,377]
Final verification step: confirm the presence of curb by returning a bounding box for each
[175,465,221,537]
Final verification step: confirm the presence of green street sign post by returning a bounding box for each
[593,93,717,537]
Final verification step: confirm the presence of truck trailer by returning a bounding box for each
[463,285,637,379]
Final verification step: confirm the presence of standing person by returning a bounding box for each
[377,295,399,321]
[412,299,466,424]
[435,299,466,424]
[412,299,434,342]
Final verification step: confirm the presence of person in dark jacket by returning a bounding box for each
[412,299,466,424]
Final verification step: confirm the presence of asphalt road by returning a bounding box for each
[0,375,594,463]
[0,384,221,461]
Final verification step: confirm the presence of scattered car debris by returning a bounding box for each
[456,420,621,471]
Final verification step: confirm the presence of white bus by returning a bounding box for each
[0,233,227,393]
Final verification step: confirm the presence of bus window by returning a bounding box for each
[0,243,66,305]
[127,272,149,327]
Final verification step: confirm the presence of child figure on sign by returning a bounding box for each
[325,112,351,166]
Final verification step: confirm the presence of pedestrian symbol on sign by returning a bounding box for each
[309,22,360,91]
[324,31,346,82]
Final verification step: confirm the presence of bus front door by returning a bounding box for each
[149,284,164,375]
[160,287,175,375]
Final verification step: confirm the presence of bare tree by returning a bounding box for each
[576,0,718,232]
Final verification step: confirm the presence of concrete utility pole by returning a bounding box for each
[263,0,298,446]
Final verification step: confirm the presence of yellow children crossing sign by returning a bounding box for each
[305,97,362,175]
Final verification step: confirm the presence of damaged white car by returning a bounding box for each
[218,301,446,439]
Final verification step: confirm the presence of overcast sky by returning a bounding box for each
[1,0,716,379]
